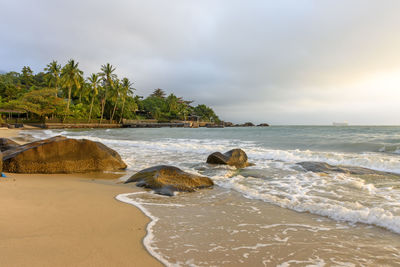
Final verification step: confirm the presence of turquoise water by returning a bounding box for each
[23,126,400,266]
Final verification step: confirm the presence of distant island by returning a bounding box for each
[0,60,220,126]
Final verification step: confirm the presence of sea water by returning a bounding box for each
[22,126,400,266]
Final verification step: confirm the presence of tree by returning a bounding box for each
[119,77,135,123]
[87,73,100,122]
[110,78,121,122]
[44,60,61,95]
[99,63,116,123]
[21,66,34,90]
[61,59,83,118]
[193,104,219,122]
[150,88,166,98]
[142,96,165,120]
[6,88,66,120]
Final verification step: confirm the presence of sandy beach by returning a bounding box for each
[0,173,161,267]
[0,127,22,139]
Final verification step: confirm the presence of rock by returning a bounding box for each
[0,138,20,152]
[297,161,399,176]
[206,148,251,168]
[243,122,255,127]
[124,165,214,196]
[257,123,269,127]
[2,136,127,173]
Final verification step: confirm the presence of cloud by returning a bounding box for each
[1,0,400,124]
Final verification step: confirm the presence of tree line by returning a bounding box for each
[0,60,220,123]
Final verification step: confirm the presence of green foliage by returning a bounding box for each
[150,88,166,98]
[193,104,220,122]
[0,60,220,123]
[5,88,66,118]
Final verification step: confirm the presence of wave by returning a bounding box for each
[21,129,400,174]
[213,173,400,234]
[25,128,400,234]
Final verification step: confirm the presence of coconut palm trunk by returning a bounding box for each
[63,85,72,121]
[110,100,118,123]
[88,95,95,122]
[119,98,126,123]
[100,98,106,124]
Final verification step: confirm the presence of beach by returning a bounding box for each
[0,127,23,139]
[2,126,400,266]
[0,128,161,267]
[0,173,161,267]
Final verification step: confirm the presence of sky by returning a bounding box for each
[1,0,400,125]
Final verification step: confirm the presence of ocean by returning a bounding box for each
[22,126,400,266]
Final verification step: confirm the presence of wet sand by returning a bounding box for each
[0,174,162,267]
[126,187,400,266]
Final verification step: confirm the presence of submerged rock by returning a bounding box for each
[2,136,127,173]
[124,165,214,196]
[0,138,20,152]
[297,161,395,176]
[207,148,251,168]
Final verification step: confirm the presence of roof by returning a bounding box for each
[0,109,26,114]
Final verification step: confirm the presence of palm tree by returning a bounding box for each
[73,75,87,103]
[61,59,83,119]
[119,77,135,123]
[44,60,61,95]
[150,88,166,98]
[99,63,116,123]
[110,78,121,123]
[87,73,100,122]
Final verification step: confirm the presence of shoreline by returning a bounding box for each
[116,192,171,266]
[0,174,162,267]
[0,127,22,139]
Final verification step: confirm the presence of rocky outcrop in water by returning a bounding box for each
[124,165,214,196]
[257,123,269,127]
[207,148,251,168]
[297,161,398,176]
[0,138,20,152]
[2,136,127,173]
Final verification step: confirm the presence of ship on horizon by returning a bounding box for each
[332,122,349,126]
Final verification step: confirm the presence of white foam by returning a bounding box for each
[23,129,400,174]
[115,192,174,267]
[214,173,400,234]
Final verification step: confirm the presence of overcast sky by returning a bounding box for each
[1,0,400,124]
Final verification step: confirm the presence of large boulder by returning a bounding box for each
[0,138,20,152]
[206,148,251,168]
[125,165,214,196]
[2,136,127,173]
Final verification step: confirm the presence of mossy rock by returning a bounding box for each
[0,138,20,152]
[125,165,214,196]
[2,136,127,173]
[206,148,252,168]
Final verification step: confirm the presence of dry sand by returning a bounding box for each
[0,174,162,267]
[0,127,22,139]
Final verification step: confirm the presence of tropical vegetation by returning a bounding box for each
[0,60,220,123]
